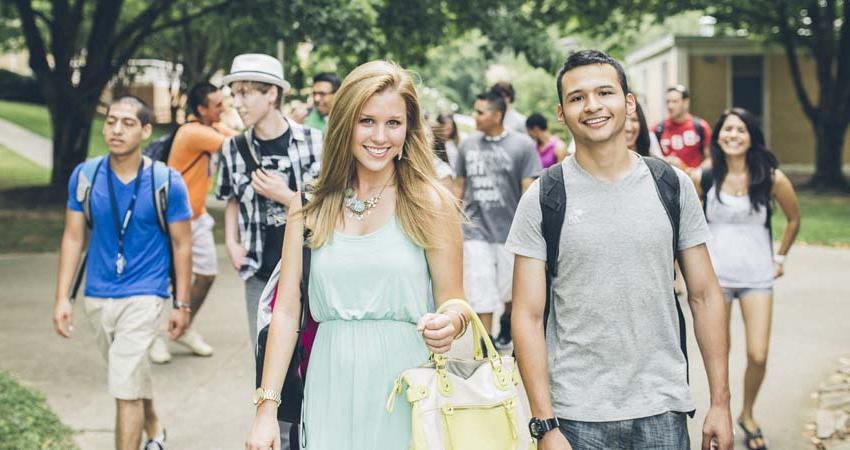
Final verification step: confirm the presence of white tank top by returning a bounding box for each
[705,186,774,288]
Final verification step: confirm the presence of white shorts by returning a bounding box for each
[84,296,163,400]
[191,212,218,276]
[463,240,514,314]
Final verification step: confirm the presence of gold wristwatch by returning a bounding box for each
[252,388,281,406]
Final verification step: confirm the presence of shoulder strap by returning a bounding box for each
[643,156,690,388]
[644,156,681,257]
[700,167,714,219]
[149,159,176,299]
[77,156,106,229]
[150,160,171,234]
[233,132,259,174]
[299,191,312,330]
[539,164,567,331]
[654,122,665,143]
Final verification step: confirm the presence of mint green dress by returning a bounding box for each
[301,216,430,449]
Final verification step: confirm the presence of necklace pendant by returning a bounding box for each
[116,253,126,276]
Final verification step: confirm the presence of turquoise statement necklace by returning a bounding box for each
[344,171,395,221]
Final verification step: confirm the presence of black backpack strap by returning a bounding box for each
[539,164,567,332]
[644,156,690,388]
[645,157,681,255]
[654,122,665,144]
[299,191,312,330]
[233,133,259,175]
[700,168,714,220]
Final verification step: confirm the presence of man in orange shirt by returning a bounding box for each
[151,82,232,362]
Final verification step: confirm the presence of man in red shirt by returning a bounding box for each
[654,85,712,171]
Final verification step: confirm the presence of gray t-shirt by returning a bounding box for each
[505,155,710,422]
[457,130,541,243]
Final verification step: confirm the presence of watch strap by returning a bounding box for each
[255,387,281,405]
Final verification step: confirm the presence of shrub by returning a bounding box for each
[0,69,45,104]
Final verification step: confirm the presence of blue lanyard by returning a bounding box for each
[106,157,144,276]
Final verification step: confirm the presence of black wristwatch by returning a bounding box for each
[529,417,560,439]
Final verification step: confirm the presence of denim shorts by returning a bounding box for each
[558,411,690,450]
[722,287,773,303]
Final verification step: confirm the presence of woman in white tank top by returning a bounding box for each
[692,107,800,450]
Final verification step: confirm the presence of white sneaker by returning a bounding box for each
[149,336,171,364]
[176,328,213,356]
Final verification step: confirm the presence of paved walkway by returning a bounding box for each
[0,118,52,168]
[0,245,848,449]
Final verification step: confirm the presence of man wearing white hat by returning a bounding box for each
[216,52,322,450]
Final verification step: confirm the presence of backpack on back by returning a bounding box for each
[538,156,690,384]
[142,123,210,175]
[70,156,173,301]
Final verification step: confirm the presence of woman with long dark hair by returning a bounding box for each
[692,107,800,450]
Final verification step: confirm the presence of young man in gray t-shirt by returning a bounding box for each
[506,50,734,450]
[454,90,540,335]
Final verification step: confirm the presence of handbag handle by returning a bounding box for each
[434,299,499,365]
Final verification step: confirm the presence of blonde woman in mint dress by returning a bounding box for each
[246,60,469,450]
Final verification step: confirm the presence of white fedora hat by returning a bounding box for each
[222,53,291,92]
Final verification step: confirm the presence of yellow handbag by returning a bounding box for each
[387,299,537,450]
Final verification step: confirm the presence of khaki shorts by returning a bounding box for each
[84,296,164,400]
[191,212,218,276]
[463,240,514,313]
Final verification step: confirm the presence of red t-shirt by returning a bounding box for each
[656,114,712,169]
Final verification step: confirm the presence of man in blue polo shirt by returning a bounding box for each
[52,96,193,450]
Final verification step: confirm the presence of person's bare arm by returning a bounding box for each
[53,209,86,338]
[167,219,192,339]
[689,169,704,198]
[224,197,245,271]
[521,177,536,193]
[771,169,801,278]
[554,141,568,163]
[246,195,306,450]
[513,255,572,449]
[422,191,466,353]
[678,244,733,450]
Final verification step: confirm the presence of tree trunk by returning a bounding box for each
[48,95,99,191]
[809,118,850,191]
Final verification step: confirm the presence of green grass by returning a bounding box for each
[0,144,50,190]
[0,99,170,157]
[0,371,78,450]
[772,192,850,247]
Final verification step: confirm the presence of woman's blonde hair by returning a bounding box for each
[303,60,461,248]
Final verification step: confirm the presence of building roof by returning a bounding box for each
[626,34,785,65]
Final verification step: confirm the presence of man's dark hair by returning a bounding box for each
[526,113,548,130]
[476,91,507,124]
[313,72,341,92]
[667,84,690,100]
[188,82,219,117]
[556,50,630,105]
[490,81,516,103]
[107,95,152,126]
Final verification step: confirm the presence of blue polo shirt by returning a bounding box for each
[67,159,192,299]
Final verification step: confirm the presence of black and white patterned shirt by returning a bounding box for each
[216,117,322,280]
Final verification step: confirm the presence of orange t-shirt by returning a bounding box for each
[167,122,226,219]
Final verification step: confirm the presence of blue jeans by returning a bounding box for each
[559,411,690,450]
